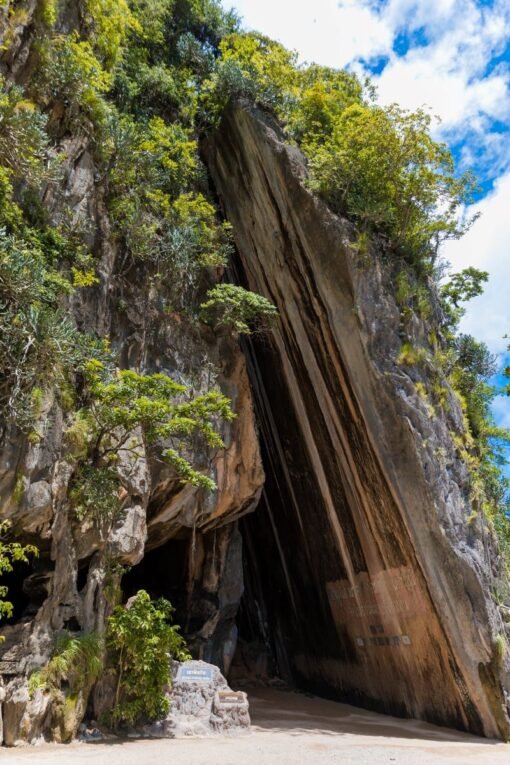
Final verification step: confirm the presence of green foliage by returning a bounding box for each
[69,465,121,524]
[106,589,189,727]
[81,360,235,493]
[438,267,510,552]
[169,192,232,268]
[38,0,58,28]
[12,473,26,504]
[200,283,278,334]
[64,410,94,458]
[494,634,507,666]
[201,32,298,120]
[441,267,488,331]
[397,342,428,367]
[446,334,510,551]
[106,113,202,262]
[0,168,24,231]
[0,7,30,53]
[0,521,38,635]
[304,104,477,267]
[64,357,236,524]
[113,0,238,121]
[0,78,48,186]
[286,65,365,142]
[28,631,103,696]
[106,111,231,303]
[0,229,106,426]
[127,0,175,49]
[82,0,137,69]
[35,33,112,127]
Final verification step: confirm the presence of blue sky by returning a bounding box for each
[222,0,510,431]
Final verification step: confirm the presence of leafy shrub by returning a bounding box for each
[0,521,38,635]
[0,168,24,231]
[168,192,232,268]
[106,589,189,727]
[304,104,477,267]
[69,465,121,524]
[35,34,112,128]
[397,342,428,367]
[0,229,105,426]
[107,113,201,260]
[112,0,238,120]
[200,283,278,334]
[28,631,103,696]
[0,78,48,185]
[286,65,365,142]
[82,0,137,69]
[107,113,230,304]
[115,61,198,123]
[201,32,299,121]
[38,0,58,28]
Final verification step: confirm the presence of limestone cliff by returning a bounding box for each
[206,102,510,739]
[0,4,264,743]
[0,3,509,746]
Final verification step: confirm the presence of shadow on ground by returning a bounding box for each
[245,688,503,745]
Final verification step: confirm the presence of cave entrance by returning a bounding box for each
[229,328,370,705]
[121,524,242,677]
[121,537,190,626]
[0,554,53,626]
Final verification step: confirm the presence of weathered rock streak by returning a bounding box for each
[207,102,510,738]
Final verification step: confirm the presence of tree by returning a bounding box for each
[304,104,478,267]
[441,267,489,330]
[200,283,278,334]
[68,360,235,525]
[83,360,234,486]
[106,590,189,727]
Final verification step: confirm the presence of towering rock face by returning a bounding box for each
[206,102,510,739]
[0,8,264,739]
[0,4,509,741]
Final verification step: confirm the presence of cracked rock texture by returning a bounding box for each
[206,101,510,740]
[0,4,263,746]
[0,2,509,744]
[144,660,250,737]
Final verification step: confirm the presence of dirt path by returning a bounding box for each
[2,688,508,764]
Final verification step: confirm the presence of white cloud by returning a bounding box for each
[227,0,393,68]
[225,0,510,357]
[492,395,510,429]
[372,1,510,141]
[442,170,510,354]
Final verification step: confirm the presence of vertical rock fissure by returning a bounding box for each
[205,101,510,738]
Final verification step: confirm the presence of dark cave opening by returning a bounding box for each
[121,525,244,677]
[121,537,190,624]
[228,328,358,697]
[0,554,53,624]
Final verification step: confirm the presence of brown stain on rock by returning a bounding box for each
[206,101,510,739]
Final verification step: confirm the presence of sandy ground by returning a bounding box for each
[2,688,509,765]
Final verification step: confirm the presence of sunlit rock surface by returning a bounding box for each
[206,101,510,739]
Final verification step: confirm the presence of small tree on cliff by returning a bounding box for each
[68,360,236,524]
[200,283,278,334]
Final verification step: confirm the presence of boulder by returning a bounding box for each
[144,660,250,737]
